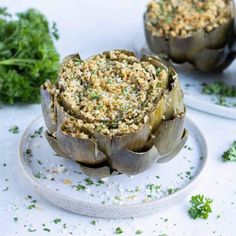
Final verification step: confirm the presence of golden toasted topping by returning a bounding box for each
[58,50,169,135]
[145,0,231,37]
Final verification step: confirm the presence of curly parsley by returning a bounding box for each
[0,7,59,104]
[222,141,236,162]
[188,194,213,220]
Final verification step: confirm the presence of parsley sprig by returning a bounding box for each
[222,141,236,162]
[188,194,213,220]
[0,7,59,104]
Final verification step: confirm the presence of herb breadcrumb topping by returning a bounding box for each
[57,50,169,136]
[145,0,231,38]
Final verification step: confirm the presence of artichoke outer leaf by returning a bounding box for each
[79,165,111,178]
[40,81,57,134]
[45,131,70,159]
[191,46,235,72]
[153,112,186,156]
[164,71,185,120]
[157,128,188,163]
[56,122,107,165]
[110,145,160,176]
[56,102,77,128]
[93,122,151,156]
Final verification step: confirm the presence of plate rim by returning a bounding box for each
[18,115,208,218]
[184,94,236,120]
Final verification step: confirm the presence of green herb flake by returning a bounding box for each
[135,229,143,234]
[84,178,94,185]
[34,172,41,179]
[30,127,43,138]
[25,149,33,157]
[90,220,96,225]
[89,91,101,100]
[9,125,20,134]
[76,184,86,191]
[28,204,36,210]
[115,227,123,234]
[28,228,37,232]
[202,81,236,97]
[188,194,213,220]
[222,141,236,162]
[43,228,50,232]
[13,217,18,222]
[53,218,61,224]
[167,188,179,194]
[146,184,161,192]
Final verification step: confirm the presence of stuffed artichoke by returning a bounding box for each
[144,0,236,72]
[41,50,187,177]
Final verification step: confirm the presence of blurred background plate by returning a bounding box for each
[18,116,207,218]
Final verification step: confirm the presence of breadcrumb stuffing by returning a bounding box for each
[145,0,231,38]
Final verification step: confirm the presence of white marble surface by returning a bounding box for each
[0,1,236,235]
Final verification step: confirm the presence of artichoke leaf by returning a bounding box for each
[157,128,188,163]
[93,122,151,156]
[79,165,111,178]
[164,69,184,120]
[40,81,57,134]
[191,46,235,72]
[56,121,107,165]
[153,112,185,156]
[45,131,70,159]
[110,145,159,176]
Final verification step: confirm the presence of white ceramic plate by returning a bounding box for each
[133,43,236,120]
[18,116,207,219]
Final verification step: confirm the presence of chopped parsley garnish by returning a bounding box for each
[188,194,213,220]
[90,220,96,225]
[25,149,33,157]
[89,91,101,100]
[9,125,20,134]
[13,217,18,222]
[30,127,43,138]
[222,141,236,162]
[53,218,61,224]
[202,81,236,97]
[84,178,94,185]
[43,228,50,232]
[28,228,37,232]
[146,184,161,192]
[135,229,143,234]
[202,81,236,107]
[167,188,179,194]
[28,204,36,210]
[115,227,123,234]
[76,184,86,191]
[97,179,105,184]
[34,172,41,179]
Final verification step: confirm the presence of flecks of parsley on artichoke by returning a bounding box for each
[0,7,60,104]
